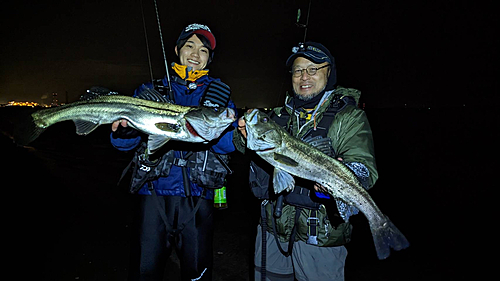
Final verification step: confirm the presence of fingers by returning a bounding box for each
[238,117,246,127]
[237,108,255,138]
[237,117,247,138]
[313,183,329,193]
[111,120,119,132]
[111,120,128,132]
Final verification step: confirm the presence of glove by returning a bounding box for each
[201,80,231,108]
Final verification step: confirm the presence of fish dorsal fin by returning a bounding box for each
[147,135,171,154]
[74,120,100,135]
[273,168,295,194]
[136,88,170,103]
[80,86,120,101]
[273,153,299,167]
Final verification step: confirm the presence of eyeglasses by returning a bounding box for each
[290,64,330,77]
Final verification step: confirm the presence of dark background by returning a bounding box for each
[0,0,497,280]
[1,0,497,108]
[0,105,495,280]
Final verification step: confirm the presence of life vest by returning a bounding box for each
[120,78,232,194]
[250,93,357,249]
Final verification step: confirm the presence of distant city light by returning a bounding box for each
[2,101,51,107]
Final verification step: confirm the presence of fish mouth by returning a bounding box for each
[185,120,206,141]
[258,147,275,153]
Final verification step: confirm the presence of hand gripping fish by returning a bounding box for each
[15,90,236,153]
[244,109,409,260]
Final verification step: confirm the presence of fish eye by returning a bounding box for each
[262,117,269,123]
[212,107,219,113]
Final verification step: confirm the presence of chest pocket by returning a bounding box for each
[188,150,230,189]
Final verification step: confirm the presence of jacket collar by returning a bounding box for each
[172,63,210,82]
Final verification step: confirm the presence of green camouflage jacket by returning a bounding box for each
[235,86,378,246]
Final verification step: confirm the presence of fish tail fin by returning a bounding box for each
[370,217,410,260]
[13,113,46,145]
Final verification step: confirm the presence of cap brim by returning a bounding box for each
[193,30,216,50]
[286,52,330,67]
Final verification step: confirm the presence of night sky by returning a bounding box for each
[0,0,497,108]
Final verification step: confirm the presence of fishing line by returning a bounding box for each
[152,0,172,90]
[140,0,154,83]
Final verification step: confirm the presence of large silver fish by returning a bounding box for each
[16,91,236,153]
[244,109,409,260]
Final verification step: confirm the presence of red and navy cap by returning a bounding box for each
[177,23,216,50]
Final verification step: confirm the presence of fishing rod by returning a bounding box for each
[275,0,313,107]
[140,0,173,93]
[296,0,312,43]
[152,0,172,92]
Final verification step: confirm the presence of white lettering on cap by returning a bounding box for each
[185,23,211,33]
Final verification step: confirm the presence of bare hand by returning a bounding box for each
[238,108,255,138]
[237,117,247,138]
[111,119,128,132]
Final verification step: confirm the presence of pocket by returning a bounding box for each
[189,151,228,189]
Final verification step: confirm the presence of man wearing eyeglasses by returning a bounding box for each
[235,42,378,281]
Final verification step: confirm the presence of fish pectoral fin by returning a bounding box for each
[273,168,295,194]
[74,120,100,135]
[155,122,180,132]
[147,135,171,154]
[273,153,299,167]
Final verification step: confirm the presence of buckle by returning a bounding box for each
[306,235,318,245]
[307,217,319,225]
[173,158,188,167]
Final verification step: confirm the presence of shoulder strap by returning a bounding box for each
[209,148,233,174]
[312,94,356,136]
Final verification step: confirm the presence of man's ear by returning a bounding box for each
[174,46,178,56]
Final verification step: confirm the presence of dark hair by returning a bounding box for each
[176,34,214,64]
[177,34,213,53]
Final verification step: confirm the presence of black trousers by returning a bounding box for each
[129,195,214,281]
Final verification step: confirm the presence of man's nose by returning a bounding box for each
[300,71,311,80]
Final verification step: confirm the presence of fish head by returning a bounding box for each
[244,109,283,152]
[184,106,236,142]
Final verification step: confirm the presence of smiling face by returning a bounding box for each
[291,57,330,101]
[175,34,210,71]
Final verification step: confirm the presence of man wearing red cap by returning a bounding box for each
[111,23,236,281]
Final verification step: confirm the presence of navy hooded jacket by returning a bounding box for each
[110,74,236,197]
